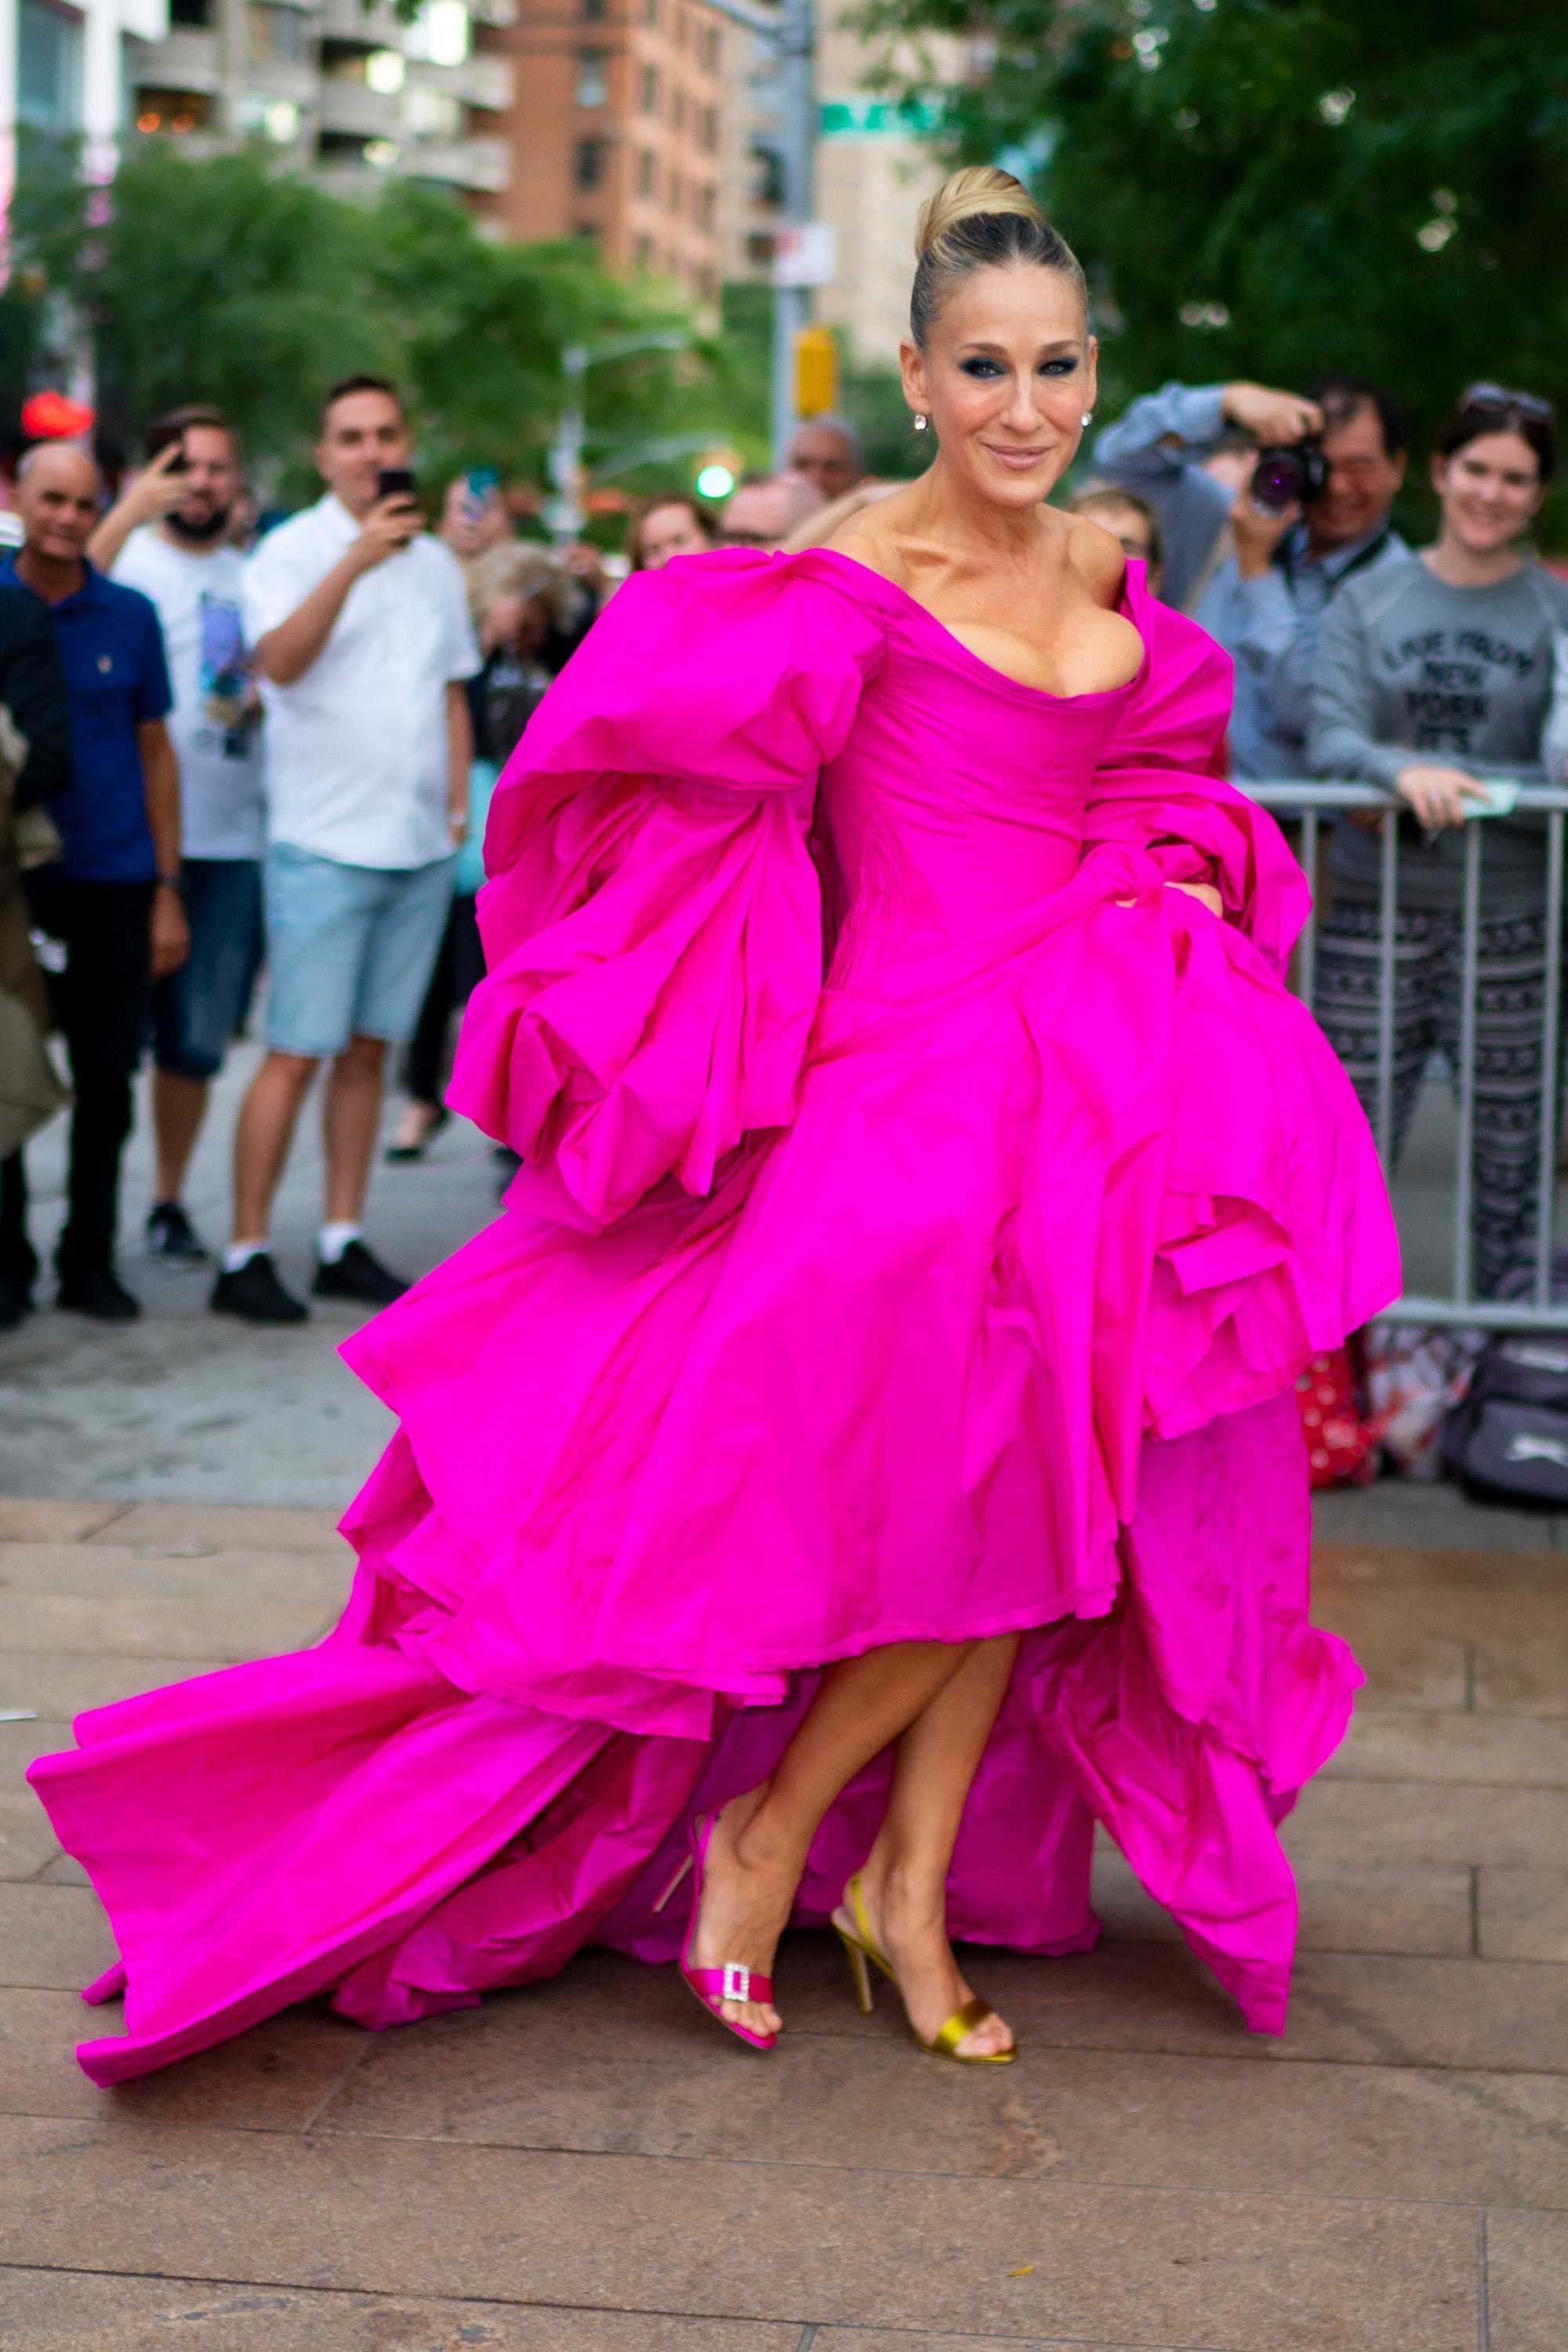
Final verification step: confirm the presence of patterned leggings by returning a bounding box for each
[1313,898,1559,1298]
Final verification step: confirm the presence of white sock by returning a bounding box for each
[223,1240,266,1275]
[318,1221,361,1265]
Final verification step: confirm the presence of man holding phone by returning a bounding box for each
[89,405,264,1272]
[215,374,478,1324]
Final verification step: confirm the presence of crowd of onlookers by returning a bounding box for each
[0,363,1563,1335]
[1087,370,1566,1299]
[0,387,871,1333]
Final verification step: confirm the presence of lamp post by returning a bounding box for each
[545,329,689,543]
[702,0,818,467]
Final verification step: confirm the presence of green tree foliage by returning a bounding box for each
[865,0,1568,462]
[3,141,743,499]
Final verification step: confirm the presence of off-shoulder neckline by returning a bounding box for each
[800,544,1149,708]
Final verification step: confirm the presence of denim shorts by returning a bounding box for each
[151,858,263,1080]
[263,841,456,1059]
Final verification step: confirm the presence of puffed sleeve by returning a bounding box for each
[448,550,884,1229]
[1081,562,1310,975]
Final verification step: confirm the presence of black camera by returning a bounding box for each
[1250,437,1327,512]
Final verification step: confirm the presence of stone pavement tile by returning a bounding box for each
[1479,1869,1568,1963]
[477,1936,1568,2078]
[1314,1543,1568,1595]
[31,1855,89,1886]
[1327,1712,1568,1786]
[0,1718,73,1787]
[320,1993,1568,2209]
[0,1587,334,1662]
[1338,1637,1468,1714]
[0,2270,800,2351]
[0,1541,352,1610]
[1314,1486,1568,1551]
[0,1886,116,1991]
[813,2340,1153,2352]
[1294,1861,1474,1958]
[906,1941,1568,2074]
[1283,1780,1566,1869]
[0,1653,225,1719]
[0,1500,128,1543]
[96,1501,349,1555]
[0,1990,369,2129]
[1473,1640,1568,1716]
[0,1791,64,1882]
[1091,1841,1472,1958]
[1486,2208,1568,2352]
[0,2114,1480,2347]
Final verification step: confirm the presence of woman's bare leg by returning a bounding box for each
[839,1632,1020,2057]
[688,1639,977,2037]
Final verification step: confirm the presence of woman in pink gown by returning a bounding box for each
[31,170,1397,2084]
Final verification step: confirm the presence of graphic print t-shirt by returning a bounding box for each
[113,530,264,861]
[1311,557,1568,908]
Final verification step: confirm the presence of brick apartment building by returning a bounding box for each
[478,0,725,308]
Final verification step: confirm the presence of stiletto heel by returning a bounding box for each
[652,1850,692,1914]
[836,1924,874,2015]
[677,1812,777,2052]
[834,1871,1016,2065]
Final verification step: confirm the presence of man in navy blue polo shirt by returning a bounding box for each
[5,442,187,1319]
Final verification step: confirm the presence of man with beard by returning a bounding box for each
[89,408,263,1266]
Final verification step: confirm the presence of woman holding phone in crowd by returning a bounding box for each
[1309,385,1568,1295]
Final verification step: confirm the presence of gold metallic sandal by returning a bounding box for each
[833,1870,1017,2064]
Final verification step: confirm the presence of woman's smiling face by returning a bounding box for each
[1433,429,1544,557]
[901,263,1097,511]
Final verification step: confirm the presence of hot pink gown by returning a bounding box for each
[31,550,1398,2084]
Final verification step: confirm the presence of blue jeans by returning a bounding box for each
[151,858,263,1081]
[263,841,456,1059]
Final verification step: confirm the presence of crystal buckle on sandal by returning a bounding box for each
[720,1962,751,2002]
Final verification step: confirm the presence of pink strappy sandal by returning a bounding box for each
[654,1810,777,2051]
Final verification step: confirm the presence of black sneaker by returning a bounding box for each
[210,1251,309,1324]
[147,1200,209,1265]
[312,1238,410,1307]
[0,1263,34,1330]
[57,1262,140,1321]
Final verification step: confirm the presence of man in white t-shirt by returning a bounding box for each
[89,405,264,1271]
[212,375,479,1325]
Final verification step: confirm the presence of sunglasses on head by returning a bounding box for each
[1461,383,1556,423]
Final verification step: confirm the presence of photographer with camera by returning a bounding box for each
[1093,375,1410,779]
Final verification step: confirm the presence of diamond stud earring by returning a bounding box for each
[913,413,928,432]
[1081,412,1094,428]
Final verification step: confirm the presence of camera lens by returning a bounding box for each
[1251,448,1308,511]
[1250,437,1327,512]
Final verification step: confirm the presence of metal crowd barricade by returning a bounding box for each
[1243,781,1568,1333]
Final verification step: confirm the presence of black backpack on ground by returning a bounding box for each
[1443,1250,1568,1504]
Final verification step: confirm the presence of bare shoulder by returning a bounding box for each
[1054,507,1129,609]
[822,483,927,586]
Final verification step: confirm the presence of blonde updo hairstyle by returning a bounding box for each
[910,166,1087,351]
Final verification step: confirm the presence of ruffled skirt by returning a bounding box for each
[30,876,1396,2083]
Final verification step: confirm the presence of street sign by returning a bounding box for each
[772,223,837,289]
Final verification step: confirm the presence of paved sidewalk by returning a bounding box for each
[0,1042,501,1506]
[2,1494,1565,2348]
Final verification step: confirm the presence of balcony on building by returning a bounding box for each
[132,26,220,97]
[317,71,404,142]
[242,0,319,101]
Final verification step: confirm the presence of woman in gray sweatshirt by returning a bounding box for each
[1307,385,1566,1295]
